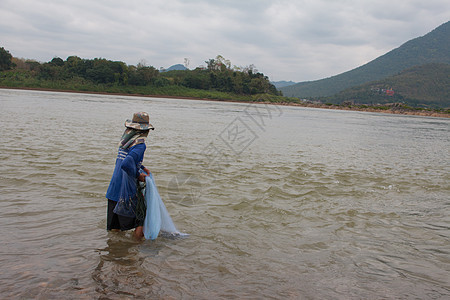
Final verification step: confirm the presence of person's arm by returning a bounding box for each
[121,144,146,180]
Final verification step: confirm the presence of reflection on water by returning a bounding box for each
[93,234,160,299]
[0,89,449,299]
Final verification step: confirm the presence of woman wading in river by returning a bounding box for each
[105,112,154,239]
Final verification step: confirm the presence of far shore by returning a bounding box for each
[2,86,449,118]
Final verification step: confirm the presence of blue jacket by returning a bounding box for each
[106,143,146,202]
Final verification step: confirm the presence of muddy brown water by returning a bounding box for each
[0,89,449,299]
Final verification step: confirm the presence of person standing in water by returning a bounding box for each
[106,112,154,239]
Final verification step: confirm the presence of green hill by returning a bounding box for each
[162,64,188,72]
[280,21,450,98]
[271,80,297,88]
[323,63,450,108]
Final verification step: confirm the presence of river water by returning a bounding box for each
[0,88,449,299]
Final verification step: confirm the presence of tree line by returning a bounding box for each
[0,47,280,96]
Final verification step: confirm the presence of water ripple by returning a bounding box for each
[1,89,449,299]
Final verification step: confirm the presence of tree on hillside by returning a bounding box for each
[11,57,40,71]
[85,58,128,84]
[50,57,64,66]
[25,60,41,71]
[0,47,15,71]
[206,55,232,72]
[128,65,159,86]
[65,56,86,76]
[180,55,280,95]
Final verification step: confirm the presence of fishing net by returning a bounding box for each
[143,173,187,240]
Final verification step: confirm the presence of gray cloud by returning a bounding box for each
[1,0,449,81]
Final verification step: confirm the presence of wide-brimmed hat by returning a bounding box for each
[124,112,154,130]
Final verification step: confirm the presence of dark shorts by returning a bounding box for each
[107,199,144,231]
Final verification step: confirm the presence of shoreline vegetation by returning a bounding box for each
[2,85,448,118]
[0,49,448,118]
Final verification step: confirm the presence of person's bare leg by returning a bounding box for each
[134,226,144,240]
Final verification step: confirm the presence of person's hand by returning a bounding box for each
[143,167,150,175]
[138,173,148,182]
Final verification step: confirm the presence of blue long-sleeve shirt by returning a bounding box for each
[106,143,146,202]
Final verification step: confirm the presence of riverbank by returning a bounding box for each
[278,102,450,118]
[2,86,449,118]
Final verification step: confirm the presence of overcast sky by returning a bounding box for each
[1,0,449,82]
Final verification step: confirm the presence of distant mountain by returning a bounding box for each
[323,63,450,108]
[271,80,297,89]
[280,21,450,98]
[162,64,188,72]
